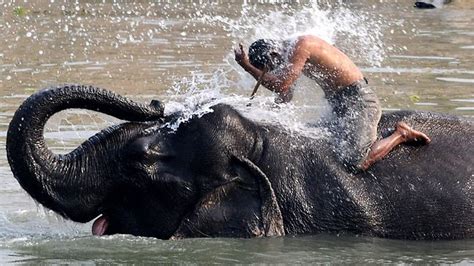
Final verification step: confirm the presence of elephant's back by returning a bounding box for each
[355,111,473,239]
[376,111,473,180]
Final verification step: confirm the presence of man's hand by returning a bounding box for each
[234,43,250,67]
[275,89,293,104]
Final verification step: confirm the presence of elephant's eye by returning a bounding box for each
[144,148,174,161]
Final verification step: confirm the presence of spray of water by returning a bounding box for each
[165,0,387,137]
[12,1,390,142]
[200,0,386,65]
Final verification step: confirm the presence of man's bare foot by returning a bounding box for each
[396,122,431,144]
[358,122,431,171]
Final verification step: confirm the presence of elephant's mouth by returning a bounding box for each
[92,215,109,236]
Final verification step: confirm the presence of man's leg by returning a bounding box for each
[359,122,431,170]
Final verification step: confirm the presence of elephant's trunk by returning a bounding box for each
[6,85,163,222]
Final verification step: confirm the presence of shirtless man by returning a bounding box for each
[234,35,431,171]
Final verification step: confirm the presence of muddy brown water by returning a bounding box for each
[0,0,473,264]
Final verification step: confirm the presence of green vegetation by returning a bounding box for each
[13,6,27,16]
[409,95,420,103]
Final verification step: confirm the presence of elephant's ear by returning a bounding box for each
[232,156,285,237]
[171,156,285,239]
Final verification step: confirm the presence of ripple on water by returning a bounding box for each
[0,235,473,264]
[362,67,474,75]
[451,99,474,103]
[9,68,33,73]
[83,66,105,70]
[391,55,456,60]
[455,107,474,111]
[43,130,99,141]
[414,102,438,106]
[62,61,91,66]
[436,77,474,84]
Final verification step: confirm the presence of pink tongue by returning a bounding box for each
[92,215,109,236]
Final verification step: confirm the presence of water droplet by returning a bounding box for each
[26,32,32,37]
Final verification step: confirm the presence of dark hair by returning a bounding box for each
[248,39,280,70]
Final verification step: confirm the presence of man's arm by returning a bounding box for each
[235,38,313,102]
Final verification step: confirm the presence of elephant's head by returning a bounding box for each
[7,85,284,239]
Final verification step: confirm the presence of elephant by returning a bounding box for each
[6,85,473,240]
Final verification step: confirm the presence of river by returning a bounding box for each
[0,0,473,264]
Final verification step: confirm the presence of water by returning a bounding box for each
[0,0,473,264]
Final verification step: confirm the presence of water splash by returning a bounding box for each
[163,69,330,139]
[165,1,387,137]
[199,0,387,66]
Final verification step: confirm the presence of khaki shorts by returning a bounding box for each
[326,80,382,170]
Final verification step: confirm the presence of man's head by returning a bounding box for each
[248,39,283,71]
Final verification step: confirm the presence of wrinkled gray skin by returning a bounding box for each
[6,85,474,240]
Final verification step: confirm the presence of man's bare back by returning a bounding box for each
[235,35,430,171]
[297,36,364,90]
